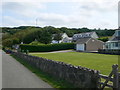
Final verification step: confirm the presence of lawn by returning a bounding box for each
[30,52,118,75]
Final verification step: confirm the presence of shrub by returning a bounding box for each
[98,49,120,55]
[98,37,109,42]
[19,43,75,52]
[29,41,44,45]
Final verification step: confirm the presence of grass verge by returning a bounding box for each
[11,55,75,89]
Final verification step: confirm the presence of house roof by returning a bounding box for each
[111,37,120,41]
[75,37,91,44]
[52,33,68,37]
[76,37,104,44]
[109,30,120,41]
[78,31,95,35]
[73,31,98,41]
[73,31,95,37]
[52,33,63,37]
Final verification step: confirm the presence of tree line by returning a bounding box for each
[2,26,115,47]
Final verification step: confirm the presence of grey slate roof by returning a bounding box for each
[75,37,91,44]
[52,33,63,37]
[109,30,120,41]
[78,31,94,35]
[111,37,120,41]
[73,31,98,41]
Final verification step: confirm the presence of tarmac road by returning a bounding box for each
[2,51,52,88]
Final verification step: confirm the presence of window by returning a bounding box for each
[118,31,120,36]
[115,42,118,47]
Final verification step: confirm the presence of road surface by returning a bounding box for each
[2,51,52,88]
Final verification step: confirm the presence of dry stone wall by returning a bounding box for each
[12,52,100,88]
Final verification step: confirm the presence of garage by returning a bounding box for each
[76,44,85,51]
[75,37,104,51]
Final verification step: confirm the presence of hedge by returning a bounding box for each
[98,49,120,55]
[19,43,75,52]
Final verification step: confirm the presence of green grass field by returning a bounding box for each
[30,52,118,75]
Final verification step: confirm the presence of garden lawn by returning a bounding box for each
[30,52,118,75]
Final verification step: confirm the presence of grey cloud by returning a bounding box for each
[118,1,120,28]
[79,2,117,12]
[2,2,25,11]
[2,1,117,29]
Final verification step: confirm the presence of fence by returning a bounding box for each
[99,64,120,90]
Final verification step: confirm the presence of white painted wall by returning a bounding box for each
[91,32,99,39]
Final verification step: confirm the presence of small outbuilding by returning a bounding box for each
[75,37,104,51]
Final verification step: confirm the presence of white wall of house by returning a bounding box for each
[76,44,85,51]
[62,33,69,38]
[52,33,71,43]
[62,37,72,43]
[51,40,58,43]
[91,32,99,39]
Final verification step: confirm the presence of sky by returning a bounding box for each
[1,0,119,29]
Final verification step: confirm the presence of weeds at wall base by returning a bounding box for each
[11,55,75,89]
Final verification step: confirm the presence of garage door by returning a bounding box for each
[76,44,85,51]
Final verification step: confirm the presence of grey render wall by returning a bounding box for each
[86,38,104,51]
[12,52,100,88]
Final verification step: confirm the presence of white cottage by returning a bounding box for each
[105,29,120,49]
[52,33,72,43]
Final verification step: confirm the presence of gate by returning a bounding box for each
[99,64,120,90]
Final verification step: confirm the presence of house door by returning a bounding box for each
[76,44,85,51]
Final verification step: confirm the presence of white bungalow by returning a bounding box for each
[52,33,72,43]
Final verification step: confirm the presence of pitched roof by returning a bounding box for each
[109,30,120,41]
[73,31,95,37]
[73,31,98,41]
[110,37,120,41]
[78,31,95,35]
[52,33,63,37]
[75,37,91,44]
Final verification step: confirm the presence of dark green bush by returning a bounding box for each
[19,43,75,52]
[98,49,120,55]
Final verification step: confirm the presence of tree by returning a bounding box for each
[53,33,62,43]
[23,31,37,44]
[12,38,19,45]
[2,33,11,40]
[2,39,13,47]
[43,26,57,34]
[36,30,52,44]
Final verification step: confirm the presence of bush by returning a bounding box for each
[20,43,75,52]
[98,37,109,42]
[29,41,44,45]
[98,49,120,55]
